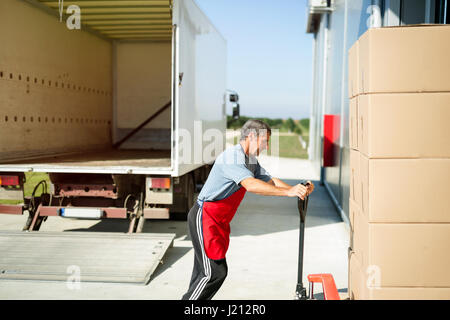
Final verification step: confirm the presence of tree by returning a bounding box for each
[285,118,296,132]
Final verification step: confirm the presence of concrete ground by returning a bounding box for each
[0,156,349,300]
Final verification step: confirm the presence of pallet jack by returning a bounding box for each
[294,181,340,300]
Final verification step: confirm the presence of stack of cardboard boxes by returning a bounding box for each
[348,25,450,299]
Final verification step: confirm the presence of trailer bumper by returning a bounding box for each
[0,204,23,215]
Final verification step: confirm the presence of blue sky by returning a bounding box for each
[195,0,313,120]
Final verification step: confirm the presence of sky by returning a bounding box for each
[195,0,314,120]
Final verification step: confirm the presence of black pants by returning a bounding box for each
[181,202,228,300]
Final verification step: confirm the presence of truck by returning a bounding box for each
[0,0,237,234]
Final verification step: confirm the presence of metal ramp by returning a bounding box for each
[0,231,175,284]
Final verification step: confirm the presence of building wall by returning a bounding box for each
[308,0,448,223]
[309,0,372,223]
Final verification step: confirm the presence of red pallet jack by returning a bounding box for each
[294,181,340,300]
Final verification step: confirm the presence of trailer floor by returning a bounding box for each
[0,231,175,284]
[0,149,172,174]
[1,149,171,167]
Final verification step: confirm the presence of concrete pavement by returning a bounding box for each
[0,156,349,300]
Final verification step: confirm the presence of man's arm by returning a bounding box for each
[270,177,292,189]
[267,177,315,195]
[240,177,309,199]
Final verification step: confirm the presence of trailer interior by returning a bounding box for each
[0,0,175,174]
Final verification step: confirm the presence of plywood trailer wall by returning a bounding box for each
[0,0,113,161]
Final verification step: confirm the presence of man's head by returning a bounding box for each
[240,119,271,156]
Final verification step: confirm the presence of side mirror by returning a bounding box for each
[232,103,240,120]
[229,93,239,103]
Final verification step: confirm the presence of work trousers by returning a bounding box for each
[181,201,228,300]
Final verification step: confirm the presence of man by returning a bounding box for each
[181,119,315,300]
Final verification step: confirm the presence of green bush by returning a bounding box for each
[299,118,310,130]
[294,126,302,135]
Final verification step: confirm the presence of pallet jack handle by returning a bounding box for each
[298,183,309,223]
[294,181,341,300]
[295,181,310,300]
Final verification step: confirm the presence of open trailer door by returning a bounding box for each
[172,0,228,178]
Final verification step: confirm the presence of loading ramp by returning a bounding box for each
[0,231,175,284]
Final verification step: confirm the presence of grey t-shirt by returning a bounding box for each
[197,143,272,202]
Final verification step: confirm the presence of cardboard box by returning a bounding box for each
[350,202,367,267]
[349,198,358,231]
[350,253,450,300]
[348,199,361,267]
[348,41,359,98]
[359,153,450,223]
[349,197,362,234]
[358,93,450,158]
[358,25,450,94]
[349,96,358,151]
[349,149,361,208]
[351,210,450,287]
[349,252,366,300]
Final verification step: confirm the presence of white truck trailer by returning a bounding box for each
[0,0,234,233]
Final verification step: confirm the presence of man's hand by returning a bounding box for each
[286,184,309,200]
[287,181,315,200]
[305,181,315,195]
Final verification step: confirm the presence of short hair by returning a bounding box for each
[240,119,271,141]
